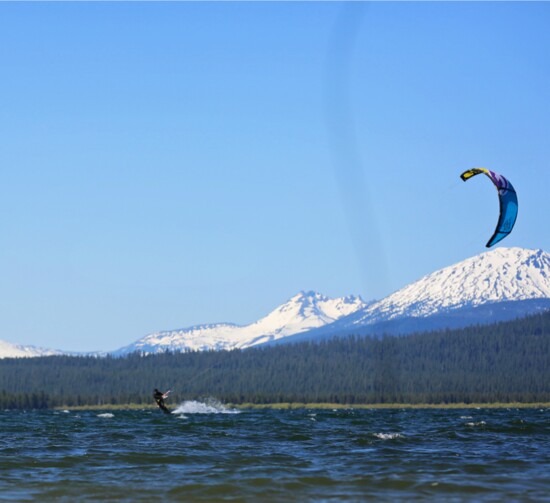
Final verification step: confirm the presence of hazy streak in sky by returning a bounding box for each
[325,3,389,300]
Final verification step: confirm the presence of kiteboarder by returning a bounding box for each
[153,388,171,414]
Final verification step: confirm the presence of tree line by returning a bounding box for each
[1,310,549,409]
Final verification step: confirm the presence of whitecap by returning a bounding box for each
[373,432,403,440]
[466,421,486,427]
[171,399,239,415]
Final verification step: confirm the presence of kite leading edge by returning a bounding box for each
[460,168,518,248]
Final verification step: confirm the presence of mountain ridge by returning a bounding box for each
[353,247,550,323]
[109,247,550,354]
[0,339,63,359]
[112,291,368,355]
[2,247,550,358]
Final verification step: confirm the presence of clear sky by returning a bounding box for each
[1,2,549,352]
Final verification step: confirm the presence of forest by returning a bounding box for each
[1,310,549,409]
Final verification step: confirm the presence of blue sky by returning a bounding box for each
[1,2,549,352]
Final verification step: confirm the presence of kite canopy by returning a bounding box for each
[460,168,518,248]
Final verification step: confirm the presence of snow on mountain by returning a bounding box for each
[113,291,368,355]
[354,247,550,325]
[0,339,63,359]
[284,247,550,343]
[5,247,550,358]
[124,247,550,354]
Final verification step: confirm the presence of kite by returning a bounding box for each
[460,168,518,248]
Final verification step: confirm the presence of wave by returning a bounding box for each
[372,432,403,440]
[466,421,486,427]
[171,398,239,415]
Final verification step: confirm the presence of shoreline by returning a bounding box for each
[55,401,550,411]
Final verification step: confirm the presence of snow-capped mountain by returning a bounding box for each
[3,247,550,358]
[286,247,550,342]
[0,339,63,359]
[117,248,550,354]
[112,291,368,355]
[360,247,550,322]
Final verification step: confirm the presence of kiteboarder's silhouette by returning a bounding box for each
[153,388,171,414]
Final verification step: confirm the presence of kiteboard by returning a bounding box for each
[156,402,171,414]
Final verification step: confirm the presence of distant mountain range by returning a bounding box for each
[112,292,367,355]
[0,339,64,359]
[2,247,550,358]
[284,247,550,343]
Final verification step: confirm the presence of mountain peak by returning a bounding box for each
[275,291,366,321]
[3,247,550,358]
[111,291,367,355]
[0,339,62,359]
[358,247,550,323]
[289,290,329,306]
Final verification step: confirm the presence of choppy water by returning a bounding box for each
[1,402,549,501]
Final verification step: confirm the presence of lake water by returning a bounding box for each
[1,402,549,501]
